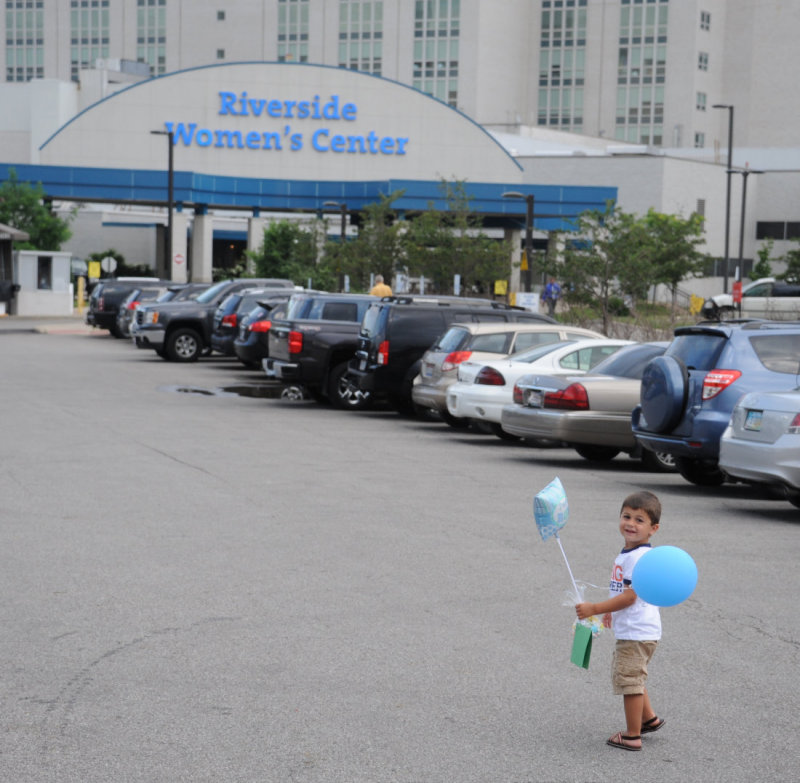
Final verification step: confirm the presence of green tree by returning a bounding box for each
[779,238,800,284]
[403,180,509,294]
[0,168,73,250]
[750,238,775,280]
[247,219,329,288]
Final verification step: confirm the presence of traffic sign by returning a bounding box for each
[100,256,117,273]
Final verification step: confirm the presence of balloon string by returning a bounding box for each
[555,532,580,598]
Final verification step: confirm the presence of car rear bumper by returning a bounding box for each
[501,406,635,447]
[719,435,800,490]
[411,382,448,412]
[446,387,509,424]
[631,406,722,459]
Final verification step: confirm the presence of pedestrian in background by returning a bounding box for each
[542,276,561,316]
[370,274,393,297]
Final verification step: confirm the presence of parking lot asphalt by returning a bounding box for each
[2,328,799,783]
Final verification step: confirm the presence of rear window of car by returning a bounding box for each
[432,326,471,352]
[667,333,726,371]
[588,343,667,378]
[749,334,800,374]
[559,344,622,371]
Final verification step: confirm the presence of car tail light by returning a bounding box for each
[249,320,272,333]
[127,300,140,310]
[442,350,473,372]
[377,340,389,365]
[288,330,303,354]
[98,296,105,311]
[513,384,524,404]
[702,369,742,400]
[787,413,800,435]
[475,367,505,386]
[222,313,237,328]
[544,383,589,410]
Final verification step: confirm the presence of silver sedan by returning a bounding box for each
[719,388,800,507]
[500,342,675,471]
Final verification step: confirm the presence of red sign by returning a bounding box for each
[732,281,742,304]
[173,253,185,265]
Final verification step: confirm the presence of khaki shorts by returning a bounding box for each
[612,640,658,696]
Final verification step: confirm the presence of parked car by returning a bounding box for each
[411,321,605,426]
[115,283,174,339]
[131,283,211,347]
[210,287,294,357]
[446,338,634,438]
[719,389,800,507]
[499,342,674,470]
[233,300,289,369]
[348,296,555,412]
[701,277,800,320]
[265,292,376,408]
[133,278,295,361]
[86,277,171,337]
[632,320,800,486]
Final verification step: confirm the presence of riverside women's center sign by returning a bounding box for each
[38,62,521,184]
[165,91,409,156]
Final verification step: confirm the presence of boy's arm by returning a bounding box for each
[576,587,637,620]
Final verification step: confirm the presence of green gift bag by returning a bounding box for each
[571,623,593,669]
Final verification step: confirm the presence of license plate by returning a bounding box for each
[744,409,763,431]
[421,363,433,378]
[359,359,367,371]
[526,390,544,408]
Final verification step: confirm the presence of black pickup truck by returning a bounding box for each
[264,292,376,408]
[134,277,295,361]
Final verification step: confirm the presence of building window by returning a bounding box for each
[136,0,167,76]
[412,0,459,107]
[277,0,310,63]
[700,11,710,31]
[37,257,52,290]
[217,10,225,20]
[698,52,709,71]
[694,132,705,148]
[696,199,706,218]
[696,92,706,111]
[216,48,225,59]
[756,222,787,240]
[7,0,46,82]
[338,1,384,77]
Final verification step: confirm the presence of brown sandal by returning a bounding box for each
[607,732,642,751]
[641,716,665,734]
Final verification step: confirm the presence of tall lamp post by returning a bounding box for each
[502,191,534,293]
[323,200,347,291]
[151,129,175,278]
[730,168,765,280]
[712,104,734,293]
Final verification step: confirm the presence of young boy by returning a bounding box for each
[575,490,666,751]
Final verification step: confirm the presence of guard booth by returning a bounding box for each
[9,249,74,316]
[0,222,28,315]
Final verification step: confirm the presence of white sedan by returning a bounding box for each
[445,338,635,437]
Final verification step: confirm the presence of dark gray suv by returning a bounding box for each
[632,320,800,485]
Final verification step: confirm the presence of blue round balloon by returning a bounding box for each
[632,546,698,607]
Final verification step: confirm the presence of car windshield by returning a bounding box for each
[195,280,234,303]
[508,340,576,363]
[588,343,667,378]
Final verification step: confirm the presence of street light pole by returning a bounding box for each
[151,129,174,278]
[712,104,734,293]
[502,190,534,293]
[730,168,765,279]
[323,201,347,291]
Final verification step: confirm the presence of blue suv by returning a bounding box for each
[632,320,800,486]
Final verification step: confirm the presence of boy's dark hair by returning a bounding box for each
[621,490,661,526]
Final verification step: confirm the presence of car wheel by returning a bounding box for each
[639,356,688,433]
[166,328,202,362]
[675,457,726,486]
[328,362,372,410]
[574,444,620,462]
[280,385,305,401]
[440,409,471,429]
[640,449,677,472]
[490,422,522,441]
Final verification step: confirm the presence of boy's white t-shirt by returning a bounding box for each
[609,544,662,641]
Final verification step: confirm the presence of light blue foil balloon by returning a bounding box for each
[534,476,569,541]
[632,545,698,607]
